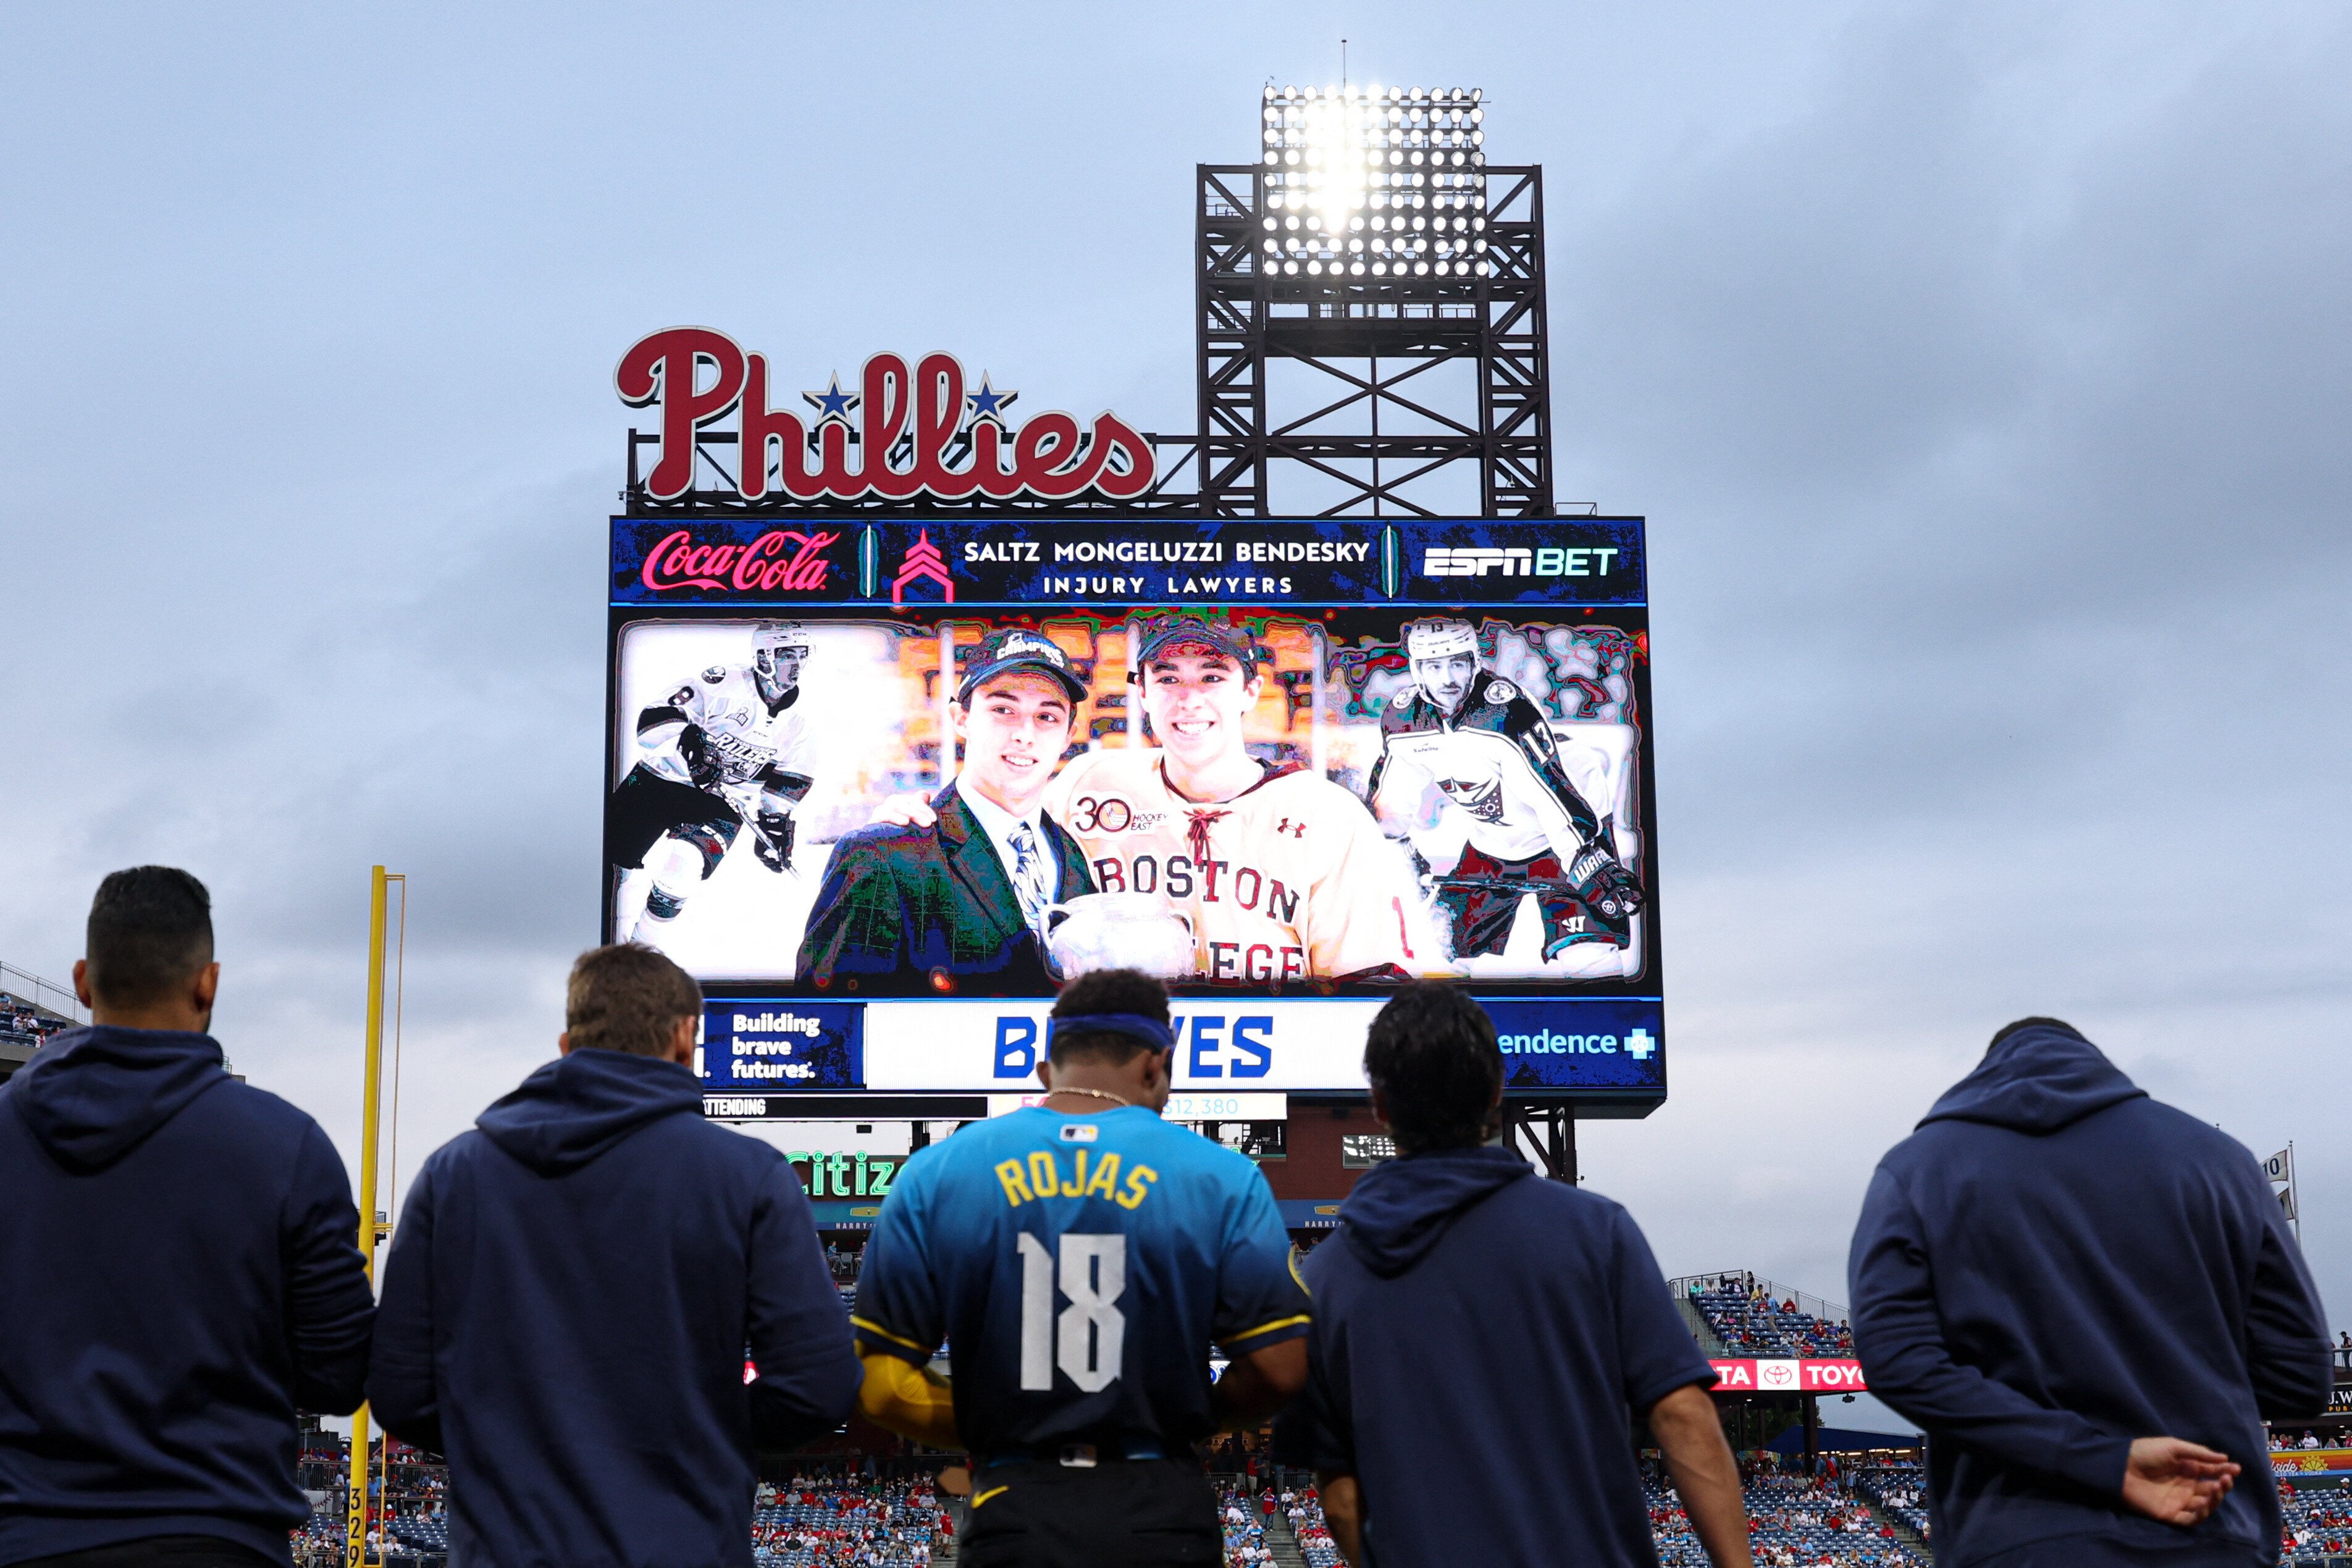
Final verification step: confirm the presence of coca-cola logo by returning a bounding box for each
[616,328,1156,504]
[640,528,841,593]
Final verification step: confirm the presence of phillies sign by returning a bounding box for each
[618,328,1154,504]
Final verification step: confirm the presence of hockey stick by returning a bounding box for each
[1424,874,1586,896]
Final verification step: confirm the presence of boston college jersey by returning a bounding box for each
[1044,750,1419,984]
[638,665,816,803]
[1366,671,1613,864]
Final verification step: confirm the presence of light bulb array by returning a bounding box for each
[1258,83,1489,278]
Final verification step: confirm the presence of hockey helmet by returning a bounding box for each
[1404,618,1478,662]
[752,623,811,662]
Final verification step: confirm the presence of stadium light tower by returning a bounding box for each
[1259,83,1489,280]
[1197,82,1554,518]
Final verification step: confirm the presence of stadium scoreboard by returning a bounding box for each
[605,509,1666,1118]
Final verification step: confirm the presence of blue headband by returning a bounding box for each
[1049,1012,1175,1051]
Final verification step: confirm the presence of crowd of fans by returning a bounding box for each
[290,1458,946,1568]
[1287,1485,1344,1568]
[290,1436,2352,1567]
[1216,1479,1280,1565]
[267,1293,2352,1568]
[292,1442,2352,1567]
[1852,1464,1929,1544]
[2280,1480,2352,1562]
[2276,1428,2351,1451]
[0,1001,70,1049]
[1204,1462,1940,1568]
[1646,1466,1926,1568]
[743,1476,936,1561]
[1686,1275,1858,1358]
[749,1470,944,1567]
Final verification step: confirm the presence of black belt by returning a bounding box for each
[983,1438,1169,1469]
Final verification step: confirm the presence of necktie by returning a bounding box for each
[1006,822,1051,932]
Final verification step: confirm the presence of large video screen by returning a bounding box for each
[606,518,1663,1105]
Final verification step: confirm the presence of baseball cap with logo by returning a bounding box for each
[957,628,1089,705]
[1129,615,1265,680]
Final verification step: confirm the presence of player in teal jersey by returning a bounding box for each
[850,969,1310,1567]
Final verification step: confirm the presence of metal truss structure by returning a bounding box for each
[620,146,1555,522]
[1510,1102,1580,1185]
[1195,161,1555,519]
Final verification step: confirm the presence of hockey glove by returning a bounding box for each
[1566,845,1644,920]
[751,812,796,874]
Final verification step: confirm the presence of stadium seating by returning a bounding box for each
[1647,1471,1927,1568]
[385,1514,449,1559]
[309,1466,947,1568]
[1254,1470,1931,1568]
[1287,1487,1343,1568]
[749,1472,944,1567]
[1852,1464,1930,1545]
[1214,1478,1283,1565]
[1686,1279,1858,1358]
[2277,1480,2352,1564]
[303,1438,1988,1567]
[291,1435,1980,1568]
[292,1500,345,1568]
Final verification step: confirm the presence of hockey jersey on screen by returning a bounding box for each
[1366,670,1617,864]
[637,665,816,805]
[850,1107,1309,1458]
[1043,751,1421,984]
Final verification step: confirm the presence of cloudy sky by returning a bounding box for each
[5,0,2347,1390]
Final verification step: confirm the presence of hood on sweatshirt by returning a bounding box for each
[1340,1144,1532,1278]
[475,1048,704,1176]
[1919,1021,2147,1135]
[6,1025,231,1173]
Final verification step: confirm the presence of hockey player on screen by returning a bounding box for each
[607,622,818,944]
[1044,616,1421,986]
[1363,618,1644,966]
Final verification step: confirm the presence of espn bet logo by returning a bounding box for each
[1422,545,1622,578]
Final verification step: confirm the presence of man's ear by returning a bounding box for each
[1371,1085,1394,1136]
[72,959,93,1009]
[1035,1052,1055,1092]
[670,1014,698,1065]
[558,1031,574,1057]
[191,962,220,1015]
[1148,1047,1174,1093]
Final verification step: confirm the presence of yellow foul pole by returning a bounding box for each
[345,866,390,1568]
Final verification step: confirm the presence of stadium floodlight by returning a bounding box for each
[1260,83,1488,276]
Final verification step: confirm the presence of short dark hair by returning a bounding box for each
[1364,982,1503,1154]
[1049,968,1171,1067]
[1989,1017,2084,1050]
[85,866,214,1008]
[566,944,702,1057]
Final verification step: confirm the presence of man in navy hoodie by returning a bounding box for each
[0,866,375,1568]
[368,944,859,1568]
[1274,983,1753,1567]
[1850,1018,2332,1568]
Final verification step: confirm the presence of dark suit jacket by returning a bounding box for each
[795,782,1094,995]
